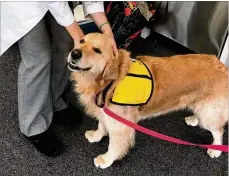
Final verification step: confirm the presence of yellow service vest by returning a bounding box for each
[110,59,154,106]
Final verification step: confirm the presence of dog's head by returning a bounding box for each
[68,33,123,81]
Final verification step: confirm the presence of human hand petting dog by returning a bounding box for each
[65,20,85,48]
[65,12,117,55]
[106,33,118,58]
[90,12,118,56]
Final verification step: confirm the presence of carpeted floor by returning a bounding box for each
[0,34,228,176]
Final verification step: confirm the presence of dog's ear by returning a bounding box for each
[102,49,120,80]
[102,49,131,80]
[102,58,119,80]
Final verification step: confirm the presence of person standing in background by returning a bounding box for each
[1,1,117,156]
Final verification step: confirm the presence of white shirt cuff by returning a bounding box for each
[82,2,105,17]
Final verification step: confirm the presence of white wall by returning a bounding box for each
[220,35,228,66]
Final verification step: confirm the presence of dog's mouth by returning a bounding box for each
[68,62,91,72]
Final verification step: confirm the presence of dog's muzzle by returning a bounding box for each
[71,49,82,60]
[68,49,91,72]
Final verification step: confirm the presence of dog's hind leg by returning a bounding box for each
[193,100,227,158]
[85,121,107,143]
[207,128,224,158]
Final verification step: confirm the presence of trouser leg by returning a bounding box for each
[45,12,74,112]
[18,18,53,137]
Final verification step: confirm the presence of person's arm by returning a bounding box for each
[90,12,113,36]
[90,12,118,56]
[82,2,118,55]
[65,21,84,48]
[82,2,112,35]
[46,2,84,48]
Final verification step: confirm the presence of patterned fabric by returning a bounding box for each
[104,1,157,49]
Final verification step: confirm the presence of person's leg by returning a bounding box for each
[18,18,53,137]
[45,12,82,125]
[45,12,73,112]
[18,18,63,156]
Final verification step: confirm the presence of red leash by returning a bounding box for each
[103,107,228,152]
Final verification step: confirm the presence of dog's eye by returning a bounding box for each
[93,48,102,54]
[80,39,85,44]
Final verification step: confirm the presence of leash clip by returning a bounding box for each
[131,58,136,62]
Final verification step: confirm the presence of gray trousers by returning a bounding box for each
[18,13,73,137]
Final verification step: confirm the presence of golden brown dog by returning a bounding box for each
[67,33,228,169]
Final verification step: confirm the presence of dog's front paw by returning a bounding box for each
[85,130,102,143]
[185,116,199,126]
[94,154,113,169]
[207,149,222,158]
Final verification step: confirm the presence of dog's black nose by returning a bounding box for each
[71,49,82,60]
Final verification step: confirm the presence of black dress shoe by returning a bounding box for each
[25,129,64,157]
[52,103,83,126]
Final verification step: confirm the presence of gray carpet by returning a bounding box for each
[0,41,228,176]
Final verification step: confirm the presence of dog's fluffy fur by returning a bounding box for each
[68,33,228,169]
